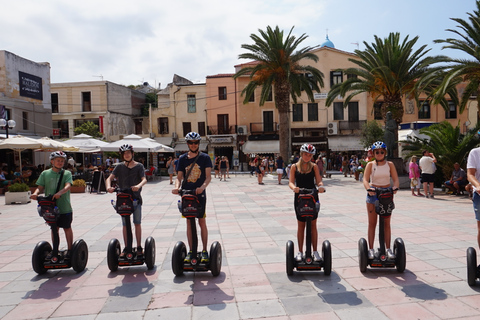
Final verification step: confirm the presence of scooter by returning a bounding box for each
[107,188,155,271]
[32,196,88,274]
[466,247,480,286]
[286,187,332,276]
[358,187,406,273]
[172,189,222,276]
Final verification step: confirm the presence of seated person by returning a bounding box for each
[0,166,12,186]
[445,162,467,195]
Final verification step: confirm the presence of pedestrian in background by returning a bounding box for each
[409,155,424,196]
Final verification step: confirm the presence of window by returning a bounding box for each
[347,73,357,80]
[266,89,273,101]
[263,111,274,132]
[53,120,69,138]
[187,94,196,113]
[308,103,318,121]
[2,108,11,120]
[218,87,227,100]
[182,122,192,137]
[303,73,314,91]
[445,101,457,119]
[333,102,344,120]
[418,100,430,119]
[348,102,359,122]
[51,93,59,113]
[374,102,383,120]
[82,92,91,112]
[248,91,255,102]
[198,122,206,136]
[157,117,169,134]
[22,112,28,130]
[330,71,343,88]
[292,104,303,122]
[217,114,229,134]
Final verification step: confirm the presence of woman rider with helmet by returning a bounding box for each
[288,143,324,262]
[362,141,400,260]
[106,144,147,257]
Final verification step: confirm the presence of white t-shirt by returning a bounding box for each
[419,156,435,174]
[467,147,480,192]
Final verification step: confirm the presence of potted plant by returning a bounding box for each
[5,182,32,204]
[71,179,86,193]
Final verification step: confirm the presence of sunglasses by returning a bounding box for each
[187,141,200,145]
[374,151,385,155]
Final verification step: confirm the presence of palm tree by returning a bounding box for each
[400,121,480,180]
[326,32,452,157]
[433,0,480,113]
[233,26,324,162]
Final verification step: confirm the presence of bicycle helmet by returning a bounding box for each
[119,144,134,153]
[371,141,387,150]
[300,143,316,155]
[49,151,67,161]
[185,131,201,141]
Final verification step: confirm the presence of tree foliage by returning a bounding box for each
[360,121,385,149]
[74,121,103,138]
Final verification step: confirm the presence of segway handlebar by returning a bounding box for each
[298,187,326,194]
[367,187,398,194]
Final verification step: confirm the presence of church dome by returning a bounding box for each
[321,35,335,48]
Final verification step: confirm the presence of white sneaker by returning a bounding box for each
[313,251,322,262]
[295,252,303,262]
[368,249,375,259]
[386,248,396,260]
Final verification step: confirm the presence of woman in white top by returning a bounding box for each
[362,141,399,260]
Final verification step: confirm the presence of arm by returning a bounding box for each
[363,162,373,191]
[389,161,400,192]
[30,185,45,200]
[132,176,147,192]
[288,164,299,193]
[468,168,479,192]
[197,167,212,195]
[172,170,184,194]
[54,181,71,200]
[106,173,116,193]
[313,164,323,187]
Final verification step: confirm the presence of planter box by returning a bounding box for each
[70,186,86,193]
[5,191,32,205]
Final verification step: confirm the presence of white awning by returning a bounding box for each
[153,137,173,146]
[292,141,327,146]
[174,142,208,152]
[398,129,430,142]
[328,136,363,151]
[242,140,279,154]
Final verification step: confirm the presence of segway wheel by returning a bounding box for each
[209,241,222,276]
[394,238,406,273]
[172,241,186,276]
[71,239,88,273]
[467,247,477,286]
[322,240,332,276]
[32,241,52,275]
[145,237,156,270]
[286,240,295,276]
[107,238,121,272]
[358,238,368,273]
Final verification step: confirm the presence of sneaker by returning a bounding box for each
[313,251,322,262]
[368,249,375,260]
[386,248,396,260]
[425,194,429,199]
[120,248,127,258]
[64,250,71,260]
[430,194,434,199]
[184,251,192,263]
[201,250,209,263]
[136,246,143,257]
[295,252,303,262]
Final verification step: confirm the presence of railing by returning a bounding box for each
[249,122,278,135]
[339,120,366,130]
[207,125,235,135]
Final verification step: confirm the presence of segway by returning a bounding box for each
[358,187,406,273]
[32,196,88,274]
[107,188,155,271]
[467,247,480,286]
[286,187,331,276]
[172,189,222,276]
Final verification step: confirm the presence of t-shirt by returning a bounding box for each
[36,169,73,214]
[467,147,480,192]
[276,158,284,169]
[112,162,145,204]
[452,168,467,182]
[177,152,212,191]
[419,156,436,174]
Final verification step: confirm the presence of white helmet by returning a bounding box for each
[300,143,316,155]
[49,151,67,161]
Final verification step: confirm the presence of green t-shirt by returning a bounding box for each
[36,169,73,214]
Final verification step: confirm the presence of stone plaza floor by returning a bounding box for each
[0,172,479,319]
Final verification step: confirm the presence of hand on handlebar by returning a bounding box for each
[107,187,115,193]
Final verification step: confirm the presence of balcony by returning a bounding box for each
[339,120,366,131]
[207,125,235,135]
[249,122,278,135]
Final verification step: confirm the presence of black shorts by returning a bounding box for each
[57,212,73,229]
[421,173,435,183]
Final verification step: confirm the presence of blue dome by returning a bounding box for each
[321,35,335,48]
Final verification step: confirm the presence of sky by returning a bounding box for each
[1,0,477,89]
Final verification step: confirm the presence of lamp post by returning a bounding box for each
[0,119,16,138]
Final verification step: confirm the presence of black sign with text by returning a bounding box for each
[19,71,43,100]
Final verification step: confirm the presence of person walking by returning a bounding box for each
[467,145,480,266]
[419,150,437,198]
[166,156,175,185]
[276,155,284,185]
[219,156,228,181]
[409,155,424,196]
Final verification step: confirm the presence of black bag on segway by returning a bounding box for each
[376,191,395,216]
[181,194,203,218]
[37,195,59,224]
[296,194,318,219]
[115,192,136,216]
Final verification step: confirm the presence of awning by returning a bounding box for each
[292,141,327,146]
[154,137,173,146]
[242,140,279,154]
[174,142,208,152]
[328,136,363,151]
[398,129,430,142]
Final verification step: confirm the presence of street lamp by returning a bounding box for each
[0,119,16,138]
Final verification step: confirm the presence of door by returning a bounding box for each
[263,111,274,132]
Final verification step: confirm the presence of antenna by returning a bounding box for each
[93,75,104,80]
[351,42,359,50]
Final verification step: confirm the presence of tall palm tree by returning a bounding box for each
[233,26,324,162]
[326,32,451,157]
[433,0,480,113]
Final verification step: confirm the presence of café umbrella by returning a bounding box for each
[0,135,43,168]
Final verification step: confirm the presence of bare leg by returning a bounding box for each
[198,218,208,251]
[367,203,377,249]
[297,220,305,253]
[384,216,392,249]
[311,219,318,251]
[135,224,142,248]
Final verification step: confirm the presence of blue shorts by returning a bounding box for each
[366,193,378,204]
[445,180,468,187]
[122,205,142,226]
[473,192,480,221]
[57,212,73,229]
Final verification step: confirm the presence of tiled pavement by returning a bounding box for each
[1,172,480,319]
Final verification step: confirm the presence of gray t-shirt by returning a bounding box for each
[112,162,145,204]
